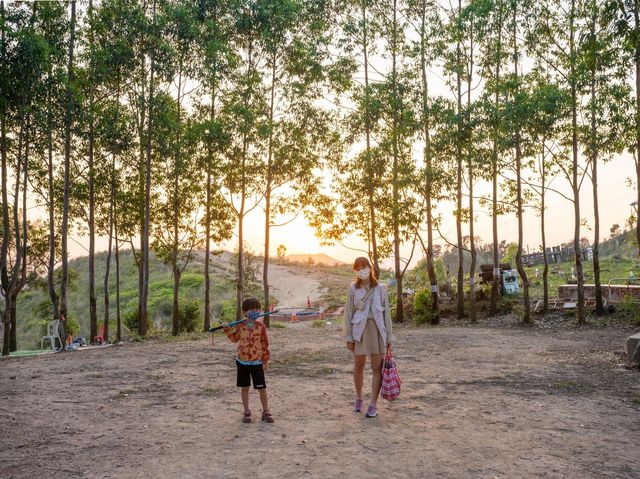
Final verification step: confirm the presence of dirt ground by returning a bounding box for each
[1,319,639,479]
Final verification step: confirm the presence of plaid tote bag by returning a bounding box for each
[381,351,401,401]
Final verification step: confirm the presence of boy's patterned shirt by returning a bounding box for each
[223,321,270,364]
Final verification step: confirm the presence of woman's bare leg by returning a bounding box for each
[353,354,367,399]
[370,353,384,406]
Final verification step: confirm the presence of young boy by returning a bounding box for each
[223,298,274,423]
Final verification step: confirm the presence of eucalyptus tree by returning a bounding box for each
[523,71,567,314]
[71,0,98,341]
[508,0,532,322]
[92,0,143,341]
[459,0,489,323]
[442,0,467,318]
[152,0,203,336]
[580,0,632,313]
[406,0,444,322]
[532,0,588,323]
[195,0,236,332]
[140,0,160,335]
[59,0,78,342]
[308,0,388,271]
[259,0,346,322]
[1,1,48,352]
[220,2,270,320]
[371,0,420,322]
[605,0,639,254]
[152,108,205,336]
[476,0,507,314]
[306,0,389,279]
[23,1,67,328]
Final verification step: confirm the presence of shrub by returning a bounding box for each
[179,301,200,333]
[65,317,81,337]
[311,319,325,328]
[619,294,640,325]
[413,289,434,326]
[123,304,150,332]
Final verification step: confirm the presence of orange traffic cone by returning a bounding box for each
[291,310,298,322]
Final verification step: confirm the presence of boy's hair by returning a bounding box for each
[242,297,261,312]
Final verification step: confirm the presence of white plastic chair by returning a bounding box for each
[41,320,62,351]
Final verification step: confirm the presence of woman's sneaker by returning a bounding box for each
[353,398,363,412]
[364,405,378,418]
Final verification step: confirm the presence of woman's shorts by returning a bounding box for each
[236,360,266,389]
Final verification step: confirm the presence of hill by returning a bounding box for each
[285,253,346,266]
[15,249,351,349]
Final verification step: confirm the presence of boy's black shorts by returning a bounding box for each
[236,360,266,389]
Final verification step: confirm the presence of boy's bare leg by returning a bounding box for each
[241,387,250,411]
[258,388,269,411]
[353,354,367,399]
[369,353,384,407]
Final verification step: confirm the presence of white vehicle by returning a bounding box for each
[502,270,520,295]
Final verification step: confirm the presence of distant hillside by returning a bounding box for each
[15,249,350,349]
[599,230,638,258]
[285,253,346,266]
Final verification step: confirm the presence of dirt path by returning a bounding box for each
[1,323,639,478]
[267,263,324,309]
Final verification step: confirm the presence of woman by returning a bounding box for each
[344,256,393,418]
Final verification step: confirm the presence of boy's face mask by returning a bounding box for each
[246,310,261,321]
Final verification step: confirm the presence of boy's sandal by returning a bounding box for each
[242,409,252,423]
[261,410,275,423]
[364,405,378,418]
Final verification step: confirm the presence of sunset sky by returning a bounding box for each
[58,148,635,269]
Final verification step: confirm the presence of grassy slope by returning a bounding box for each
[17,249,239,348]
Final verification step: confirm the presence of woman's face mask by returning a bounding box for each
[356,267,370,280]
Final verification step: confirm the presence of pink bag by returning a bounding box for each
[381,351,401,401]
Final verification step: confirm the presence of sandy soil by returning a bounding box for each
[266,263,325,310]
[204,251,326,309]
[1,321,639,479]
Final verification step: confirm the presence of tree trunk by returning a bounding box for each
[4,115,25,353]
[13,113,31,352]
[0,0,9,355]
[141,0,156,336]
[570,0,585,324]
[589,12,603,315]
[172,62,184,337]
[420,0,439,323]
[490,2,503,314]
[455,0,464,319]
[263,53,276,326]
[391,0,403,322]
[46,65,59,323]
[203,7,219,333]
[513,1,530,324]
[236,41,253,321]
[103,214,113,344]
[541,138,549,314]
[115,215,121,342]
[60,0,77,345]
[204,165,212,331]
[88,0,98,343]
[467,19,476,324]
[634,3,639,256]
[362,0,380,277]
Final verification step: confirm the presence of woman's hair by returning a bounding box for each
[353,256,378,289]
